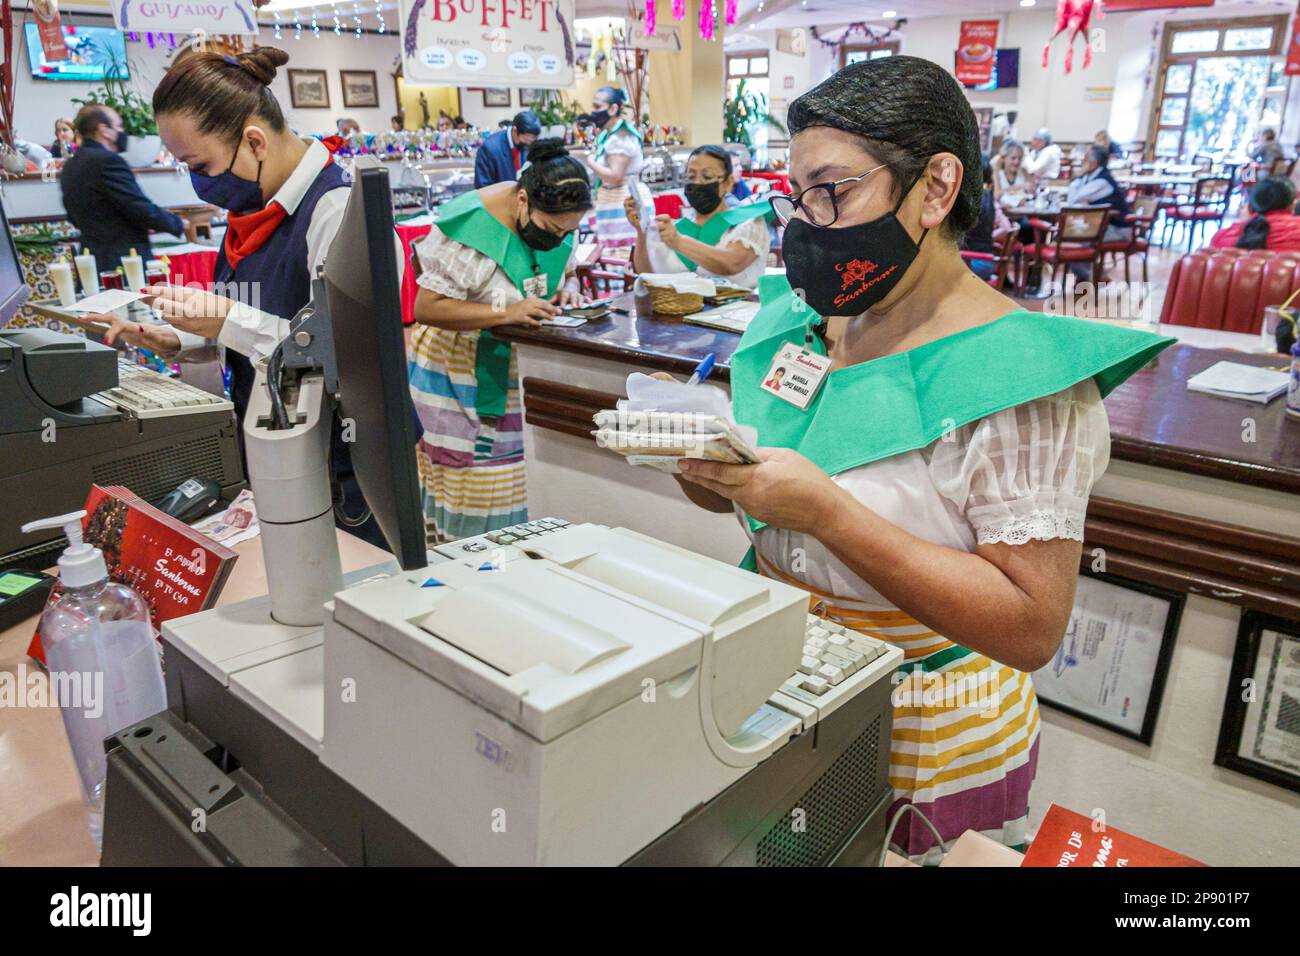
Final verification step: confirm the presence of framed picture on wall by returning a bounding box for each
[288,69,330,109]
[482,87,511,108]
[1031,571,1184,744]
[340,70,379,108]
[518,87,545,107]
[1216,612,1300,795]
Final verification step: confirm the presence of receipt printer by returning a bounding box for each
[322,523,810,865]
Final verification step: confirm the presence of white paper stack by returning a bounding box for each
[1186,361,1290,404]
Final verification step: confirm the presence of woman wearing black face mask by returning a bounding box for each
[581,86,642,250]
[624,144,772,290]
[668,57,1175,863]
[409,139,592,541]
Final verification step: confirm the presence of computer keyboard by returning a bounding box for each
[97,362,234,419]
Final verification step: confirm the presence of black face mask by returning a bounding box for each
[517,211,565,252]
[782,187,927,318]
[685,182,725,215]
[114,128,129,152]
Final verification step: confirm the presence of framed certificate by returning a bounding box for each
[1032,572,1184,743]
[1216,612,1300,795]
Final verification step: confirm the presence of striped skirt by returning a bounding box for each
[408,325,529,542]
[757,551,1040,865]
[588,183,637,247]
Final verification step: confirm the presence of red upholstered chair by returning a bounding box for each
[1162,176,1231,251]
[960,230,1018,290]
[1159,247,1300,333]
[1018,206,1110,294]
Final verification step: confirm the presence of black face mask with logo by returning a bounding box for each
[782,183,928,318]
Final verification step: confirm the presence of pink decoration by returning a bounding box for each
[645,0,656,35]
[699,0,715,40]
[672,0,685,21]
[1042,0,1097,74]
[725,0,736,25]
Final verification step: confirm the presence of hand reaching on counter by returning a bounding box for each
[678,448,846,535]
[498,296,558,327]
[101,314,182,355]
[143,284,233,340]
[552,279,588,309]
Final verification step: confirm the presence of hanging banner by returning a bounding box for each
[400,0,577,90]
[32,0,68,62]
[955,19,999,86]
[1101,0,1213,10]
[1287,2,1300,76]
[111,0,258,37]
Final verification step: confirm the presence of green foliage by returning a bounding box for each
[723,78,786,150]
[532,90,582,129]
[69,38,155,136]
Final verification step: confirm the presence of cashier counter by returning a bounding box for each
[103,520,903,867]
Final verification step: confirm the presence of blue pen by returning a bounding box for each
[687,353,716,386]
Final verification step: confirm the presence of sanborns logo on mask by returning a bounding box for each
[834,257,897,309]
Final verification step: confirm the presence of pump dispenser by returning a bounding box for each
[21,510,166,852]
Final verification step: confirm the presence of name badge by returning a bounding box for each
[761,342,832,410]
[523,274,548,299]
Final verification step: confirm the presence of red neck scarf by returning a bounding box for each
[222,140,339,270]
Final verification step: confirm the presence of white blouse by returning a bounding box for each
[596,126,644,180]
[749,379,1110,606]
[666,208,771,290]
[414,223,576,305]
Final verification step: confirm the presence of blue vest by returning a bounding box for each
[1094,168,1129,226]
[215,160,350,423]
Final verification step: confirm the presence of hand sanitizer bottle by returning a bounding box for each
[20,511,166,851]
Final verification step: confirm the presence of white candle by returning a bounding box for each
[73,253,99,297]
[121,248,145,292]
[49,261,76,306]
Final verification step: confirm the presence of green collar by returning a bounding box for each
[731,275,1176,530]
[434,189,573,418]
[595,118,640,150]
[674,201,772,271]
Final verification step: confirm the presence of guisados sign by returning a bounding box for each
[400,0,577,89]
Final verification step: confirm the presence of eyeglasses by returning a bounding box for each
[770,163,890,227]
[685,175,727,186]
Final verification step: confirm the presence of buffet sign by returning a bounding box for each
[400,0,577,90]
[954,19,999,86]
[110,0,258,36]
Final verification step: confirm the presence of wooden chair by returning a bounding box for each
[960,230,1019,290]
[1018,206,1111,294]
[1162,176,1232,251]
[575,242,633,297]
[1099,195,1159,285]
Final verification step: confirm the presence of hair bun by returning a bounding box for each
[236,47,290,86]
[527,137,569,165]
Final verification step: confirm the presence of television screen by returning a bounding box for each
[25,24,129,82]
[957,48,1020,90]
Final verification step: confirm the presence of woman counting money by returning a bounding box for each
[624,144,771,290]
[409,139,592,541]
[582,87,643,248]
[669,57,1174,863]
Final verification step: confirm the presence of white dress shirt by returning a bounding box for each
[1023,143,1062,181]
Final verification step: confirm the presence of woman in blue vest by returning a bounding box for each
[623,144,771,290]
[100,46,401,546]
[408,140,592,541]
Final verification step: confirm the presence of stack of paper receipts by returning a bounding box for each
[593,372,761,473]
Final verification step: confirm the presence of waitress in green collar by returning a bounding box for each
[409,139,592,542]
[671,57,1174,863]
[582,86,643,249]
[624,144,772,290]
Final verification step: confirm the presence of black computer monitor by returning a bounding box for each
[323,165,426,571]
[0,202,31,327]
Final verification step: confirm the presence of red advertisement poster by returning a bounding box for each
[955,19,1000,86]
[32,0,68,62]
[1287,3,1300,76]
[1022,804,1207,867]
[1103,0,1213,10]
[28,485,238,664]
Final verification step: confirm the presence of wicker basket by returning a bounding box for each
[645,282,704,316]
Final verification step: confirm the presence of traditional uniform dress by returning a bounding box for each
[586,119,643,248]
[730,276,1175,864]
[666,201,772,290]
[409,189,575,541]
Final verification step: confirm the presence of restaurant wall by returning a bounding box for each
[12,18,404,142]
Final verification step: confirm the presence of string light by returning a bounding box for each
[376,1,386,33]
[273,11,283,41]
[332,2,342,35]
[294,9,303,40]
[353,2,362,39]
[311,9,320,37]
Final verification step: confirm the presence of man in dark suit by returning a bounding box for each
[60,105,192,272]
[473,110,542,188]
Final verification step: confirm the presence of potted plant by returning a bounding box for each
[70,39,161,167]
[723,78,786,152]
[533,90,582,141]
